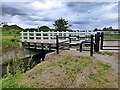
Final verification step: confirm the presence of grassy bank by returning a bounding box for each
[18,51,117,88]
[1,29,118,88]
[1,50,118,88]
[2,34,20,53]
[1,57,32,88]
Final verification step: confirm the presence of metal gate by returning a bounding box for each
[100,32,120,50]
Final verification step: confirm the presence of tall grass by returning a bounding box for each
[1,56,32,88]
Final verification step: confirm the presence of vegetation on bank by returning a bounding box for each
[1,50,118,88]
[2,58,23,88]
[1,56,33,88]
[2,35,20,53]
[18,51,117,88]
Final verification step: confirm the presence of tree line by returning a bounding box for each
[1,18,120,34]
[93,27,120,31]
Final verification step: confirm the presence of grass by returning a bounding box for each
[19,51,116,88]
[2,71,21,88]
[2,62,22,88]
[103,31,120,40]
[2,34,20,53]
[57,56,93,82]
[104,35,120,40]
[87,63,111,88]
[1,56,33,88]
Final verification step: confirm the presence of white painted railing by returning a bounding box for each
[20,31,98,42]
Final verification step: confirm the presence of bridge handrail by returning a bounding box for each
[20,31,98,42]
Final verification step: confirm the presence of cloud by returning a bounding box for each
[1,1,118,30]
[32,0,63,10]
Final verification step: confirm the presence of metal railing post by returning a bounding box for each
[90,35,93,56]
[56,35,59,54]
[100,32,104,50]
[69,34,71,48]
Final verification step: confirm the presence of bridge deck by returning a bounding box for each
[22,39,68,44]
[20,31,98,56]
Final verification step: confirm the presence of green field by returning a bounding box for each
[103,31,120,40]
[2,34,20,53]
[104,35,120,40]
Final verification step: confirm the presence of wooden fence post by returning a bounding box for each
[48,31,51,43]
[62,31,64,37]
[21,31,24,42]
[34,31,36,42]
[51,31,54,39]
[27,31,30,42]
[100,32,104,50]
[76,31,78,40]
[27,31,30,48]
[41,31,43,43]
[57,31,59,36]
[56,35,59,54]
[66,31,69,40]
[34,31,37,49]
[90,35,93,56]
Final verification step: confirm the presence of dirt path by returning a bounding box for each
[102,41,120,50]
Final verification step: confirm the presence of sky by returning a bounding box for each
[1,0,119,30]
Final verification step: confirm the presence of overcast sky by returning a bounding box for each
[1,0,119,30]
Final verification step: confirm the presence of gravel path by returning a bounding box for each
[102,41,120,51]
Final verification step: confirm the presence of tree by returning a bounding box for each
[53,18,71,31]
[2,24,24,34]
[24,28,37,32]
[93,28,98,31]
[108,27,113,31]
[38,25,50,32]
[103,27,107,31]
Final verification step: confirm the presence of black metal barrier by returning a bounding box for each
[79,35,94,56]
[56,33,100,56]
[100,32,104,50]
[100,32,120,50]
[95,32,101,52]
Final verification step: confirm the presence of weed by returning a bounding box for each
[2,56,33,88]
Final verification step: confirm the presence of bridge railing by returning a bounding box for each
[20,31,98,42]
